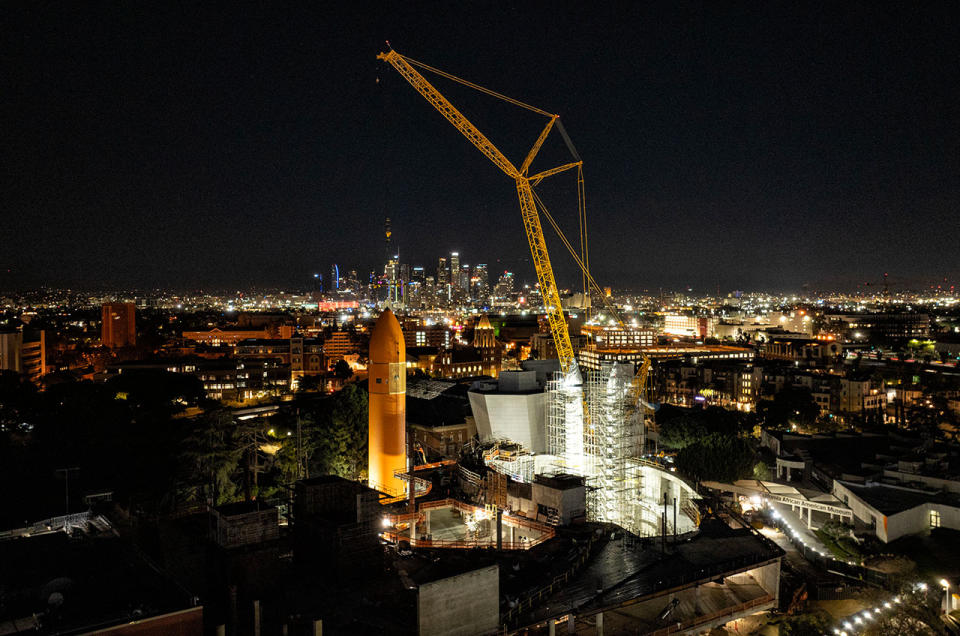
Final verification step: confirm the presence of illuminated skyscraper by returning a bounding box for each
[450,252,460,291]
[330,264,340,290]
[437,257,448,297]
[474,263,489,299]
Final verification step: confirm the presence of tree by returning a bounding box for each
[333,359,354,380]
[298,383,369,480]
[860,583,948,635]
[180,409,244,506]
[297,374,326,393]
[675,433,756,483]
[757,386,820,430]
[753,461,771,480]
[659,416,706,450]
[779,612,831,636]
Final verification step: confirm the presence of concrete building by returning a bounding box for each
[209,502,280,549]
[836,375,884,413]
[469,370,547,452]
[825,312,931,342]
[0,519,202,635]
[581,323,657,348]
[0,329,46,384]
[417,564,499,636]
[662,314,718,338]
[530,474,587,525]
[235,336,325,378]
[406,377,476,458]
[323,330,359,361]
[832,480,960,542]
[101,302,136,348]
[182,327,271,346]
[293,475,381,574]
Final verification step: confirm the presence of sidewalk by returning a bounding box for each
[766,501,832,558]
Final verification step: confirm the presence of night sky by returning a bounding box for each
[3,2,959,293]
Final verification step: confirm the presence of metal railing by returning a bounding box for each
[645,594,775,636]
[502,533,598,626]
[382,498,556,550]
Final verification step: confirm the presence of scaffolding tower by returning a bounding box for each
[547,361,647,535]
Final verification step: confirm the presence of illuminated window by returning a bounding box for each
[930,510,941,528]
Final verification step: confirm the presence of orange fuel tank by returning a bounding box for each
[367,309,407,496]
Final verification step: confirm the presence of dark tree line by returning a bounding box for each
[0,370,369,526]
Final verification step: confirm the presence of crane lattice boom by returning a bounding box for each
[377,48,577,373]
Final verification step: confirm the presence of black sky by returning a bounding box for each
[3,1,958,293]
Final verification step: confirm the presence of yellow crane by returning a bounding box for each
[377,49,652,402]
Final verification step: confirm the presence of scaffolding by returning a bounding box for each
[547,361,647,535]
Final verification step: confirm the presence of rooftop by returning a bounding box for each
[839,481,960,516]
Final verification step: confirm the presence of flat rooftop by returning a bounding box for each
[840,481,960,515]
[514,517,783,629]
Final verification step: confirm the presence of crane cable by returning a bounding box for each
[399,53,583,170]
[529,187,624,327]
[400,54,554,118]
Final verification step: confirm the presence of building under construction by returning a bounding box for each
[545,361,699,537]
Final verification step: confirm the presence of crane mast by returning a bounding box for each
[377,49,577,374]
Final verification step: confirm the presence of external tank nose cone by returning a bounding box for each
[370,309,405,361]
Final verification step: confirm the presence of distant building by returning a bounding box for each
[663,314,718,338]
[760,333,842,365]
[101,302,136,348]
[109,357,289,401]
[323,330,358,362]
[450,251,460,293]
[406,377,476,458]
[825,312,931,343]
[581,323,657,349]
[403,323,453,349]
[182,327,272,346]
[471,314,501,376]
[529,332,588,361]
[235,336,324,378]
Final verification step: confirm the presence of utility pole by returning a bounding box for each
[55,467,80,519]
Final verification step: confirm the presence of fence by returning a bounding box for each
[644,594,775,636]
[502,532,599,627]
[0,511,95,540]
[382,498,556,550]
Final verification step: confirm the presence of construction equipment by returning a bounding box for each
[377,49,585,375]
[377,48,652,406]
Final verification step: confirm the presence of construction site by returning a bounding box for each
[347,48,785,635]
[370,47,703,544]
